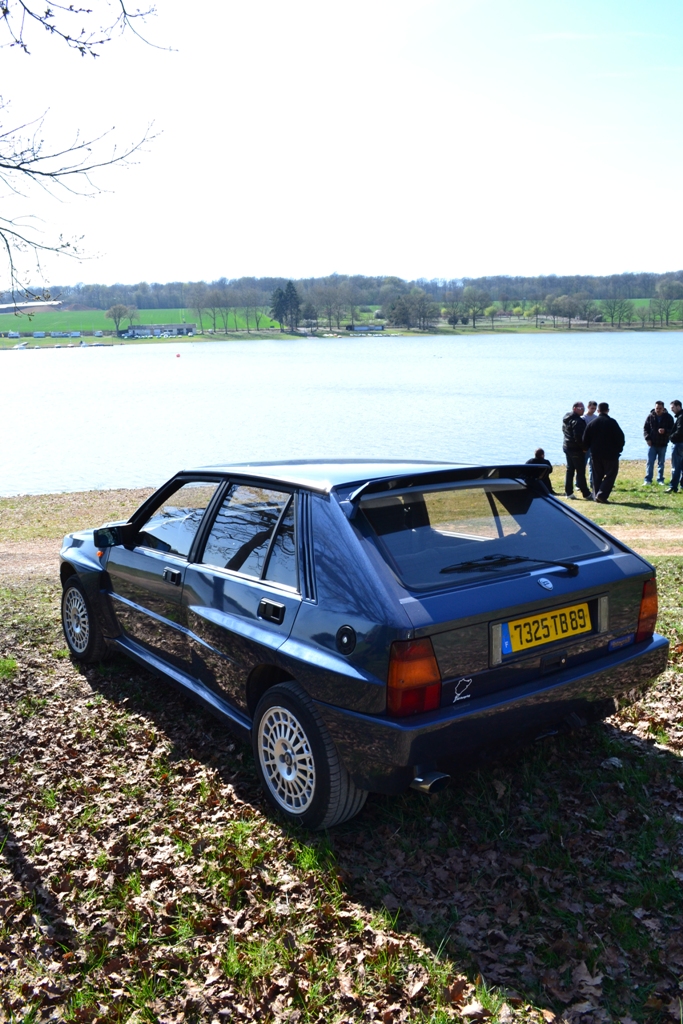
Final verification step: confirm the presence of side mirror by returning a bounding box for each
[94,522,136,549]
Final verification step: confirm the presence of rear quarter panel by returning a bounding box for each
[282,492,413,714]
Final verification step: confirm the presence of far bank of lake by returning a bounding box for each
[1,331,680,495]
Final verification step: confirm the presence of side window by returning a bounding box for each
[264,500,297,589]
[202,484,292,580]
[136,482,219,558]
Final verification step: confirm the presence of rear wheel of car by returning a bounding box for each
[252,681,367,830]
[61,578,107,664]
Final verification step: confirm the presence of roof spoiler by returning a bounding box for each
[337,464,548,519]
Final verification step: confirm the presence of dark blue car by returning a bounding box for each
[59,460,668,829]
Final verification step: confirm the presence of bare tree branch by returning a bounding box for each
[0,1,160,306]
[0,0,158,57]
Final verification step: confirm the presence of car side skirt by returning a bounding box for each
[113,636,252,741]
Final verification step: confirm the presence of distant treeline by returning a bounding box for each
[7,269,683,313]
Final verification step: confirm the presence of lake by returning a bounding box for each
[0,331,677,495]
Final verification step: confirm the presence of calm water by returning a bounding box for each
[0,332,678,495]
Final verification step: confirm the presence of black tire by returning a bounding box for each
[252,681,367,830]
[61,577,108,664]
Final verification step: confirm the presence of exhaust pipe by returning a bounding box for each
[410,769,451,794]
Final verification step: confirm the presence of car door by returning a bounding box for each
[104,479,221,671]
[182,481,301,711]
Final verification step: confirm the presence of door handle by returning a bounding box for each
[163,567,182,586]
[258,599,286,625]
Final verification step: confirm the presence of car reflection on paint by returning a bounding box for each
[59,460,668,829]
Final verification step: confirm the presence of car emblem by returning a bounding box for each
[538,577,554,591]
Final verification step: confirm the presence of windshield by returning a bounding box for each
[360,481,610,590]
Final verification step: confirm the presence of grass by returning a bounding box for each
[1,304,680,347]
[0,487,155,540]
[0,306,279,337]
[554,458,683,531]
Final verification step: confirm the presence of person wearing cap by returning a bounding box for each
[583,402,625,503]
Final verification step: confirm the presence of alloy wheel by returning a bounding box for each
[257,705,316,813]
[63,586,90,654]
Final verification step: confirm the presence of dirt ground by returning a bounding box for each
[0,539,64,581]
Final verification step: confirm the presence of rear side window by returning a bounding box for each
[202,484,297,587]
[136,482,219,558]
[264,500,297,587]
[361,481,610,590]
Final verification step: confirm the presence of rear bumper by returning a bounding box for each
[315,633,669,794]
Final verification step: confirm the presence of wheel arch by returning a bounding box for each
[246,664,295,718]
[60,561,79,586]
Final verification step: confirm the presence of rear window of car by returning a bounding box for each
[360,480,611,590]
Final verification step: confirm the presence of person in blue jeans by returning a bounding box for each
[643,400,674,485]
[666,400,683,492]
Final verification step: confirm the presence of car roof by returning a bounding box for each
[195,459,464,493]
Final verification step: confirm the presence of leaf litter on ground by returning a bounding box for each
[1,494,683,1023]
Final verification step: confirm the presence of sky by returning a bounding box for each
[3,0,683,287]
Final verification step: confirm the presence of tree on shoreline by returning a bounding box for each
[462,287,490,329]
[269,287,287,332]
[105,303,132,332]
[284,281,301,332]
[188,283,207,333]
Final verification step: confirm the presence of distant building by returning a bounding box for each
[124,323,196,337]
[0,300,62,313]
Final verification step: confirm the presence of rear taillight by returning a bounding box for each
[635,577,658,643]
[387,638,441,717]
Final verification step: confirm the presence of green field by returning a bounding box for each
[0,306,278,337]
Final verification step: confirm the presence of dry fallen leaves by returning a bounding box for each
[3,491,683,1024]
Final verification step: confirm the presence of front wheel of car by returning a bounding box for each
[61,578,107,664]
[252,681,367,830]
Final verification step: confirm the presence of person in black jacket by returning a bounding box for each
[526,448,555,493]
[643,400,674,485]
[666,400,683,492]
[562,401,592,500]
[583,402,625,503]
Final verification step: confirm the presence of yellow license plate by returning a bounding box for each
[501,602,591,655]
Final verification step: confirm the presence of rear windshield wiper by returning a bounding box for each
[440,554,579,577]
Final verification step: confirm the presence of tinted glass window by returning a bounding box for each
[202,484,291,579]
[264,500,297,589]
[137,482,219,558]
[362,481,610,590]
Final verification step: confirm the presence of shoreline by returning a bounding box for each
[1,461,682,560]
[3,323,683,350]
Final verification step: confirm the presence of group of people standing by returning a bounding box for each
[642,399,683,491]
[556,398,683,503]
[562,401,625,503]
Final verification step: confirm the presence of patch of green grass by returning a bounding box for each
[0,657,17,678]
[40,788,57,810]
[556,459,683,530]
[63,982,101,1022]
[220,934,283,990]
[107,719,128,747]
[16,694,47,717]
[127,969,182,1014]
[0,306,279,343]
